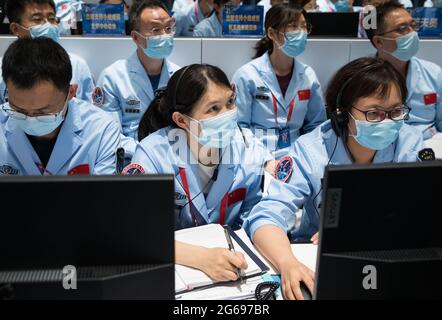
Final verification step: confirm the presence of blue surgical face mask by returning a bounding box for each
[349,113,403,150]
[280,31,307,58]
[382,31,420,62]
[138,32,174,60]
[334,0,350,12]
[9,98,68,137]
[22,22,60,42]
[188,109,238,148]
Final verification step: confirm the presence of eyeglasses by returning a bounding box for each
[140,18,176,37]
[352,105,411,122]
[279,23,313,36]
[377,20,420,37]
[1,97,68,123]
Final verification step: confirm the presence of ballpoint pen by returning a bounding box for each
[223,225,245,283]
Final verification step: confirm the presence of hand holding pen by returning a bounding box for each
[223,225,247,283]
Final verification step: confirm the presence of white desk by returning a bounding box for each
[175,228,317,300]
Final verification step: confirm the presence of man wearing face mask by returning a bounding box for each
[96,0,180,159]
[174,0,215,36]
[0,38,120,176]
[364,0,442,140]
[0,0,95,104]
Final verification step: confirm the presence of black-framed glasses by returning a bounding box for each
[377,20,420,37]
[352,105,411,122]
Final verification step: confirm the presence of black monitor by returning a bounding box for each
[307,12,360,38]
[0,175,175,300]
[315,162,442,299]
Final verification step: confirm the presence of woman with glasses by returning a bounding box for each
[96,0,180,160]
[232,3,326,159]
[242,57,424,300]
[364,0,442,141]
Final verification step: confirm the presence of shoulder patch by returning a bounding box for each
[121,163,145,175]
[274,156,293,183]
[92,86,105,107]
[0,164,20,175]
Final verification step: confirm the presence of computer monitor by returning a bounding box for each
[0,175,175,300]
[315,162,442,299]
[307,12,359,38]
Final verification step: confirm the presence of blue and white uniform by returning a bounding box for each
[174,0,207,36]
[96,52,180,157]
[193,12,222,37]
[0,98,120,176]
[243,120,424,242]
[232,52,327,158]
[404,57,442,139]
[130,126,272,230]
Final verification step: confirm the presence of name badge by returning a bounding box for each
[278,127,291,149]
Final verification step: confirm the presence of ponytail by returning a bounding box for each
[254,36,273,59]
[138,90,170,141]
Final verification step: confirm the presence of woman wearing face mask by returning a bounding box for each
[232,3,326,159]
[130,64,274,281]
[242,57,424,300]
[192,0,240,37]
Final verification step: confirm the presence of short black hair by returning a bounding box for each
[128,0,169,32]
[326,57,407,137]
[364,0,406,45]
[2,37,72,93]
[6,0,56,23]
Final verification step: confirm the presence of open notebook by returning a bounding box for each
[175,224,268,293]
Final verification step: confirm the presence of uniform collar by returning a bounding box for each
[254,52,308,111]
[208,12,222,35]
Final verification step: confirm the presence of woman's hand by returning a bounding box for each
[198,247,248,281]
[279,258,315,300]
[311,232,319,245]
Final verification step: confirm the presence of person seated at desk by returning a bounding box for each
[0,38,120,176]
[232,3,326,159]
[174,0,214,36]
[243,57,425,300]
[0,0,95,104]
[193,0,240,37]
[96,0,180,159]
[364,0,441,140]
[130,64,275,282]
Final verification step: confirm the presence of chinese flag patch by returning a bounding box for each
[298,89,311,101]
[68,164,90,175]
[424,93,437,105]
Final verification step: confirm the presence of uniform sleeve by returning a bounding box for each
[232,68,254,129]
[174,11,186,36]
[93,119,121,175]
[130,143,160,173]
[242,140,315,239]
[302,69,327,133]
[193,24,203,36]
[435,70,442,132]
[236,135,273,224]
[120,135,139,159]
[74,58,95,103]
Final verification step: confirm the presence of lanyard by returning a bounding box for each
[324,0,335,12]
[194,1,200,23]
[35,163,53,175]
[271,93,295,129]
[179,167,199,227]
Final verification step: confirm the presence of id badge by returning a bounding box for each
[278,127,291,149]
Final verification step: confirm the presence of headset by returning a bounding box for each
[329,63,383,138]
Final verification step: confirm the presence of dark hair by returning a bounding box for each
[254,3,307,58]
[6,0,55,23]
[138,64,231,140]
[325,57,407,137]
[2,37,72,92]
[364,0,406,46]
[128,0,169,32]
